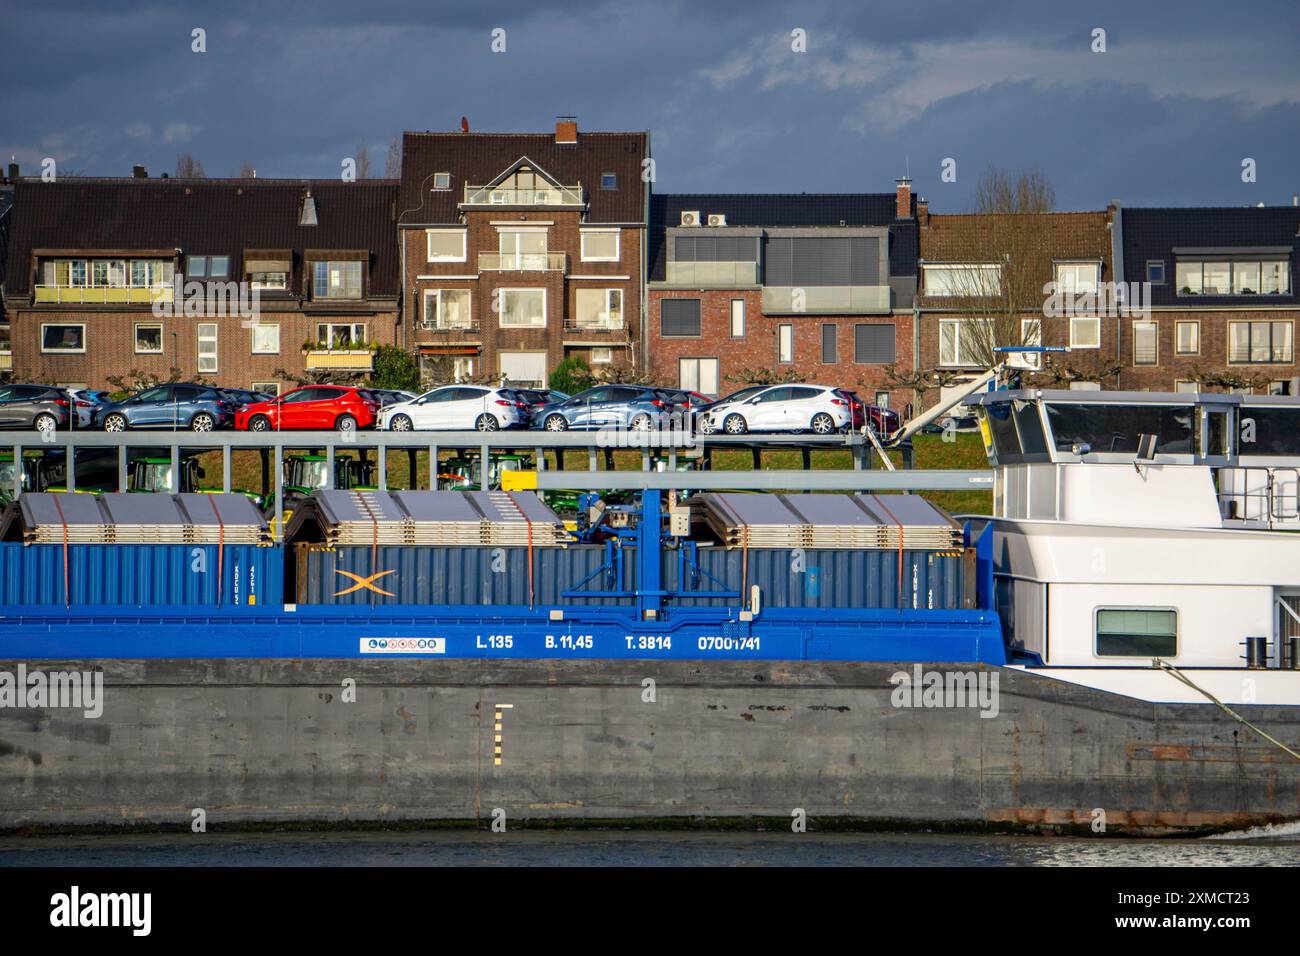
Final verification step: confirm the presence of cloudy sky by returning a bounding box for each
[2,0,1297,210]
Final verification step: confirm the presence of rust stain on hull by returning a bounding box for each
[987,807,1291,829]
[1126,742,1294,764]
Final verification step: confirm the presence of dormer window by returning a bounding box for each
[1055,261,1100,294]
[433,172,451,190]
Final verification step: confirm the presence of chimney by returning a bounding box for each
[895,177,912,219]
[132,164,148,179]
[300,188,318,226]
[555,116,578,145]
[916,197,929,228]
[6,161,18,183]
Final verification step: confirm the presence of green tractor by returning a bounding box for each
[282,453,376,501]
[437,452,532,491]
[125,457,268,508]
[0,453,58,504]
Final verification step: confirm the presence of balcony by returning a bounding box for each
[303,349,375,372]
[762,285,891,314]
[479,252,567,272]
[564,316,625,333]
[419,318,480,334]
[663,261,759,287]
[463,185,583,207]
[34,285,173,305]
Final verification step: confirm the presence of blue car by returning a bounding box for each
[532,385,677,431]
[95,383,236,432]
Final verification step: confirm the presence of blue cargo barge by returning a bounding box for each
[0,489,1005,664]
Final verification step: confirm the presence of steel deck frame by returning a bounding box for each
[5,429,993,512]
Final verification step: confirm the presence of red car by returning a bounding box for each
[836,389,901,435]
[234,385,379,432]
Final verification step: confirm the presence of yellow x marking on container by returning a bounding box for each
[333,568,396,597]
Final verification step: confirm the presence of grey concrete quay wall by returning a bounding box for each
[2,659,1297,833]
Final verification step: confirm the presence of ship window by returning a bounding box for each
[1013,402,1048,455]
[1044,404,1194,455]
[1095,608,1177,657]
[985,403,1021,458]
[1238,407,1300,455]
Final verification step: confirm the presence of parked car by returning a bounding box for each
[363,388,419,408]
[234,385,379,432]
[507,388,569,417]
[95,383,235,432]
[657,389,714,429]
[65,388,113,428]
[836,389,902,435]
[380,385,525,431]
[693,385,768,434]
[704,384,851,435]
[0,384,71,432]
[531,385,677,431]
[217,387,275,409]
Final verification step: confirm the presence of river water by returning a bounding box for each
[0,830,1295,866]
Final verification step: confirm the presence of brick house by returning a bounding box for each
[396,119,650,387]
[916,206,1117,408]
[646,183,919,410]
[0,171,400,393]
[1112,204,1300,395]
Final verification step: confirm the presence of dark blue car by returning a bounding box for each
[95,383,236,432]
[531,385,677,431]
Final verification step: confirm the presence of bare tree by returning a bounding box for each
[384,135,402,178]
[973,167,1055,214]
[354,145,373,180]
[235,160,257,179]
[175,154,206,178]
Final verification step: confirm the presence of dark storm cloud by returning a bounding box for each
[1,0,1296,208]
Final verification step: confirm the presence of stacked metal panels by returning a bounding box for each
[694,493,961,551]
[0,493,269,545]
[285,490,569,548]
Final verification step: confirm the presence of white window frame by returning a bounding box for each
[134,322,164,354]
[499,288,547,329]
[251,322,281,355]
[1055,261,1101,294]
[1018,318,1043,370]
[432,172,452,190]
[451,357,475,382]
[423,289,473,330]
[679,357,720,394]
[251,381,281,397]
[250,272,287,291]
[315,322,367,349]
[1093,606,1178,659]
[426,229,467,263]
[1174,380,1198,394]
[1069,316,1101,350]
[1132,320,1158,366]
[197,322,219,373]
[730,299,745,338]
[40,323,86,354]
[574,288,622,329]
[591,347,613,365]
[1175,320,1199,355]
[922,263,1002,296]
[938,318,989,367]
[580,229,620,262]
[778,324,793,364]
[1146,260,1166,284]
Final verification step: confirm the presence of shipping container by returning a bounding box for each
[0,542,282,607]
[668,547,969,611]
[293,543,634,607]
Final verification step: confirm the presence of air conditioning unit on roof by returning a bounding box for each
[707,213,727,227]
[680,210,701,227]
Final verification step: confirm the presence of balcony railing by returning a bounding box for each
[419,319,480,333]
[34,285,173,305]
[564,316,625,332]
[762,285,891,314]
[463,185,583,206]
[479,252,567,272]
[303,349,375,372]
[663,261,759,286]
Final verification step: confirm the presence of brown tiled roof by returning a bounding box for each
[398,130,649,225]
[3,178,400,296]
[918,211,1111,308]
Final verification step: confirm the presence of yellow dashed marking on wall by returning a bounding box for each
[493,704,513,766]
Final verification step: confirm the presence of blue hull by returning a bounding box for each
[0,603,1006,664]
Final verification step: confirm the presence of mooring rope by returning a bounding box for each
[1154,658,1300,762]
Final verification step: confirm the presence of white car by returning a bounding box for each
[705,384,850,435]
[380,385,524,431]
